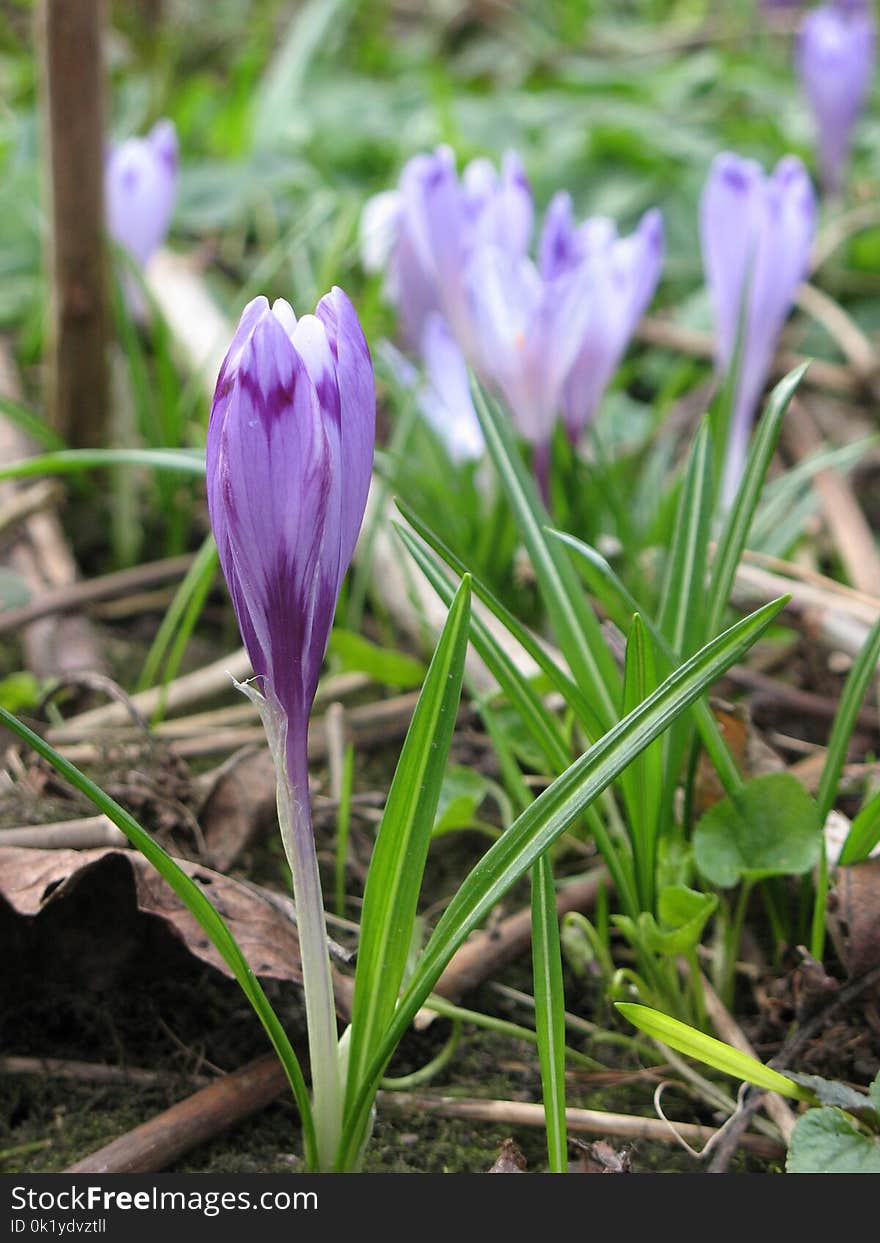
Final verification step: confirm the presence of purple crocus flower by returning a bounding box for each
[105,119,179,269]
[796,1,876,195]
[700,153,816,504]
[466,244,595,495]
[207,288,374,772]
[539,193,664,445]
[206,288,374,1166]
[360,146,533,350]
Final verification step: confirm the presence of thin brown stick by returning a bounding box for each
[0,481,63,537]
[0,815,127,850]
[635,316,861,397]
[782,399,880,598]
[64,1053,287,1174]
[0,554,196,635]
[0,1056,209,1088]
[35,0,109,447]
[415,871,606,1029]
[377,1092,784,1160]
[795,284,879,388]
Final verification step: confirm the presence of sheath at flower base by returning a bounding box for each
[700,153,816,506]
[206,288,375,1169]
[539,193,664,446]
[105,119,179,317]
[360,146,533,351]
[796,1,876,195]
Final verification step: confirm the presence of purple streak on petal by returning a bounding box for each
[539,192,578,280]
[796,2,876,194]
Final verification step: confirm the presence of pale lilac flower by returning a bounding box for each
[105,119,179,269]
[206,288,375,779]
[700,153,816,504]
[466,244,595,494]
[380,318,484,464]
[539,193,664,444]
[796,1,876,194]
[360,146,533,350]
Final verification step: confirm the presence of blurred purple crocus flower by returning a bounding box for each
[360,146,533,350]
[796,1,876,195]
[466,244,595,496]
[700,153,816,505]
[106,119,179,269]
[539,193,664,445]
[206,288,374,1166]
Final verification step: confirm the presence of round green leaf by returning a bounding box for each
[694,772,821,889]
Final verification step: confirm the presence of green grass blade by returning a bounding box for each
[706,363,808,640]
[396,523,637,914]
[471,378,620,736]
[839,787,880,867]
[396,498,595,728]
[0,448,207,483]
[621,615,662,912]
[532,853,569,1172]
[0,705,317,1168]
[811,615,880,957]
[344,577,471,1116]
[657,421,714,658]
[616,1003,814,1101]
[137,533,219,696]
[337,595,788,1167]
[0,395,65,451]
[551,529,743,797]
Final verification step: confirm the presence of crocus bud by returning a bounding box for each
[539,194,664,444]
[206,288,375,777]
[700,153,816,504]
[360,146,533,351]
[796,1,876,194]
[105,119,179,269]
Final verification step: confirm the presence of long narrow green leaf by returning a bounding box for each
[0,705,317,1168]
[0,448,207,483]
[138,533,219,695]
[337,595,789,1168]
[706,363,808,640]
[656,424,714,835]
[471,379,620,736]
[621,615,662,912]
[344,577,471,1113]
[811,615,880,956]
[616,1003,814,1101]
[550,530,742,796]
[532,853,568,1172]
[396,523,637,914]
[839,787,880,867]
[396,498,595,728]
[657,422,714,658]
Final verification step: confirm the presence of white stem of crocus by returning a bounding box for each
[236,680,342,1171]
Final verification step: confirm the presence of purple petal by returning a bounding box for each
[316,287,376,586]
[105,120,179,268]
[419,314,484,462]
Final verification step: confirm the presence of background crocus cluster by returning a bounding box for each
[362,145,664,490]
[796,0,876,195]
[700,152,816,504]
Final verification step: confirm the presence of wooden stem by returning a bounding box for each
[36,0,109,448]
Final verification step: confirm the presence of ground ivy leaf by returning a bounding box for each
[786,1108,880,1174]
[694,772,821,889]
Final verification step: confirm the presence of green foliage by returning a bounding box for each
[694,773,821,889]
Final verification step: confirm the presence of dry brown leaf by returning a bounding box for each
[828,856,880,978]
[487,1137,527,1173]
[0,845,302,995]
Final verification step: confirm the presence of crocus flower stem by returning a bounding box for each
[533,439,552,509]
[281,737,342,1170]
[245,682,342,1171]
